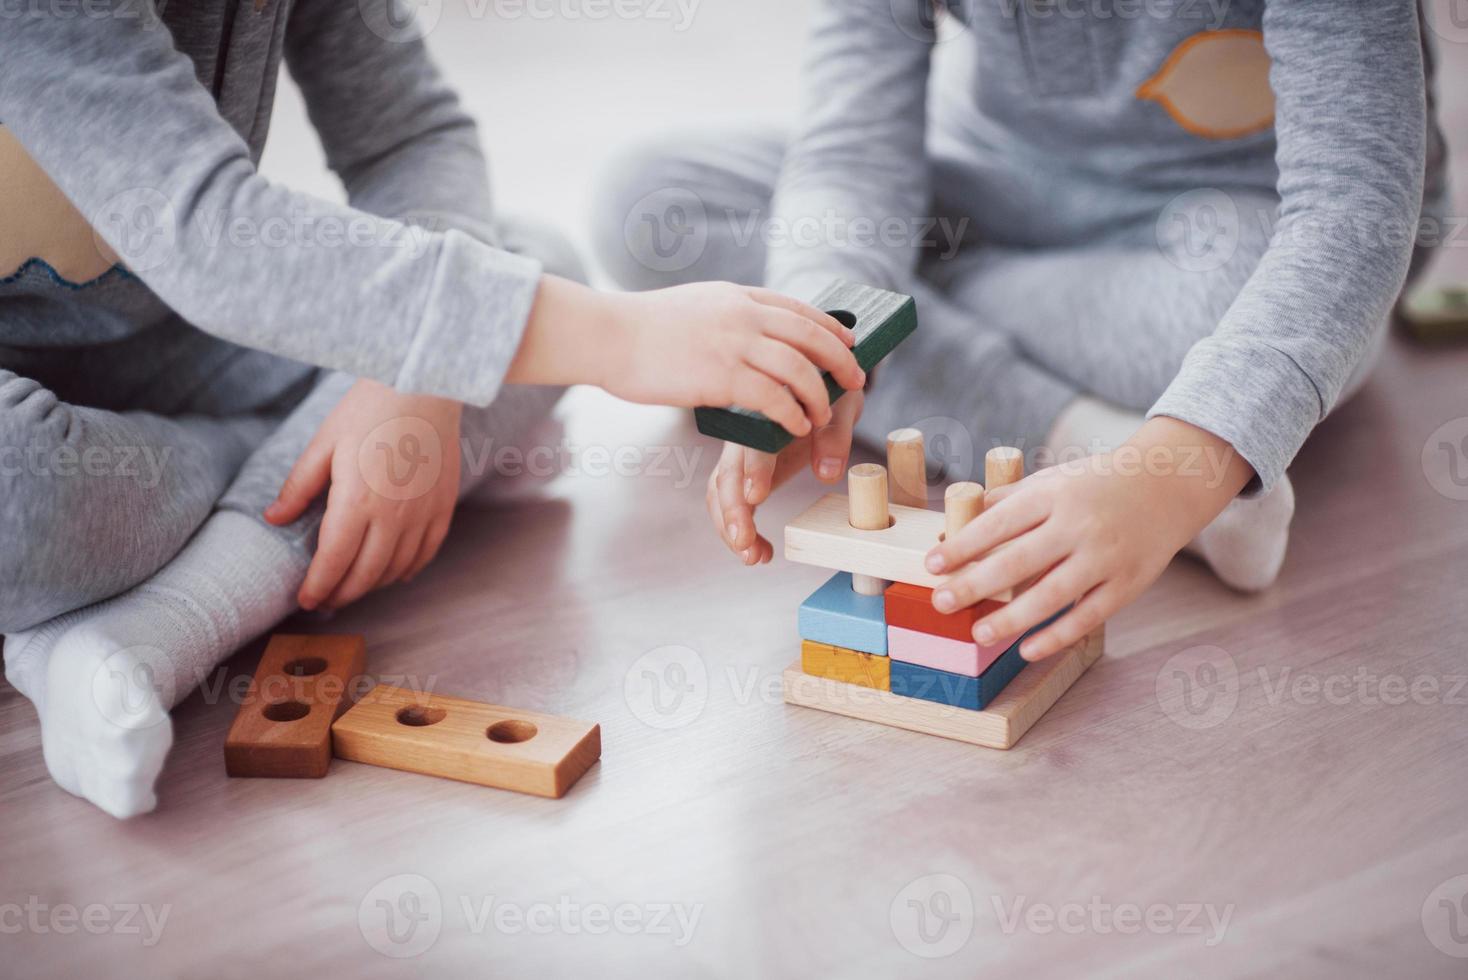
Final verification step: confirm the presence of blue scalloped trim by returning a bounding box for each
[0,257,136,291]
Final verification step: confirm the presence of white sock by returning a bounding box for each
[2,510,308,818]
[1045,396,1294,593]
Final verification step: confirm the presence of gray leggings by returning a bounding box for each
[592,128,1389,472]
[0,218,582,634]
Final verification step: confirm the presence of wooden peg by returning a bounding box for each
[847,463,890,596]
[886,428,928,509]
[943,481,984,542]
[985,447,1024,490]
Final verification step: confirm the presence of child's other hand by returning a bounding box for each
[265,379,463,611]
[605,283,865,437]
[706,389,864,565]
[922,418,1254,661]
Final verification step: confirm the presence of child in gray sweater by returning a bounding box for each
[598,1,1444,660]
[0,0,862,817]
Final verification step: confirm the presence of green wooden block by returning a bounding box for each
[694,280,917,453]
[1400,284,1468,344]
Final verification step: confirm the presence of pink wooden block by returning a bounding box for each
[887,625,1011,677]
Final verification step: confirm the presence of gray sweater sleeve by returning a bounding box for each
[0,0,540,407]
[1148,1,1426,492]
[765,0,935,303]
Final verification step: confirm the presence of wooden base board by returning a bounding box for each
[331,685,601,798]
[782,626,1103,749]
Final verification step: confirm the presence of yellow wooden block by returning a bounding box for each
[801,639,890,691]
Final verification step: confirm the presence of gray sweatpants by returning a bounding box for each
[0,218,581,634]
[593,129,1392,476]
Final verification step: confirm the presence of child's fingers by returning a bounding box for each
[970,554,1097,649]
[731,368,809,438]
[740,533,774,565]
[745,288,856,346]
[742,448,778,506]
[377,526,426,590]
[322,523,396,610]
[715,452,756,552]
[298,501,367,609]
[757,307,865,391]
[926,488,1050,573]
[1016,579,1120,662]
[932,524,1068,613]
[266,441,331,526]
[811,388,861,482]
[746,337,831,429]
[405,516,453,582]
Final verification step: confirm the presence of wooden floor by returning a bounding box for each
[3,327,1466,977]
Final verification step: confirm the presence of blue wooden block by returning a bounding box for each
[889,642,1026,710]
[798,572,888,655]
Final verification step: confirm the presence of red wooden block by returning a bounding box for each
[884,582,1004,642]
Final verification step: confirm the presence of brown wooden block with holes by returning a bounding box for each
[224,634,367,778]
[330,685,601,798]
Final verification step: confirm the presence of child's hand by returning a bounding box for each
[604,283,865,437]
[707,388,864,564]
[923,418,1255,661]
[265,379,463,611]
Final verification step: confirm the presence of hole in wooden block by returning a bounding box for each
[826,309,857,329]
[848,514,897,531]
[283,656,328,677]
[486,720,538,744]
[395,705,446,727]
[262,700,311,722]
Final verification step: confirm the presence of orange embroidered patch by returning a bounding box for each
[1137,29,1275,140]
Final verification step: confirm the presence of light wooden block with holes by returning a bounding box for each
[330,685,601,798]
[784,493,1014,602]
[782,626,1103,749]
[224,634,367,779]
